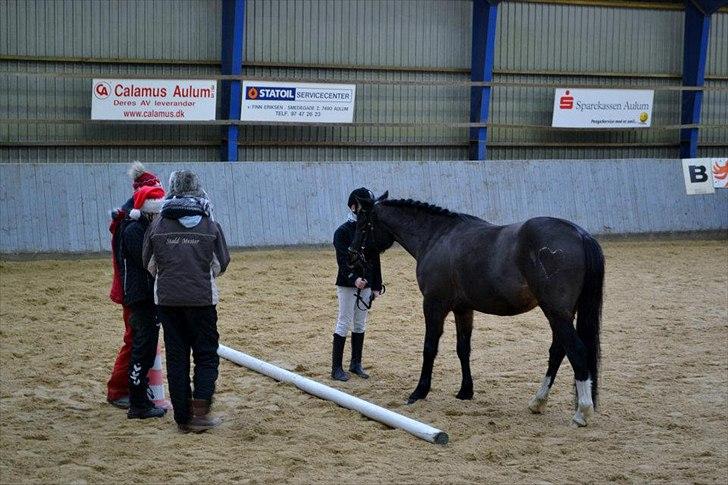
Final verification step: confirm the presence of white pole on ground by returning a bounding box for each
[217,344,449,445]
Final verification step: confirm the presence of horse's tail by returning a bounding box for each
[575,230,604,409]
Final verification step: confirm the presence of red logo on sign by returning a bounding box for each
[559,90,574,109]
[94,82,110,99]
[713,160,728,187]
[247,87,258,99]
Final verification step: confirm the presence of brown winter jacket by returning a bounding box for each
[143,213,230,306]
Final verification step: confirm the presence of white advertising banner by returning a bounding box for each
[551,88,654,128]
[241,81,356,123]
[91,79,217,121]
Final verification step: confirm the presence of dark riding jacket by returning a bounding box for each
[116,215,156,308]
[333,220,382,292]
[143,198,230,307]
[109,197,134,305]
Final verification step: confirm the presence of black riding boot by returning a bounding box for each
[349,332,369,379]
[127,386,166,419]
[331,333,350,381]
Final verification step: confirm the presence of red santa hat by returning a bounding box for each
[129,186,166,220]
[128,161,162,191]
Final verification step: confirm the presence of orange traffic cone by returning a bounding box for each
[148,344,172,409]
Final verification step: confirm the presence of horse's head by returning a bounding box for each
[347,191,394,268]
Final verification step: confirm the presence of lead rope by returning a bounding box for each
[355,283,386,311]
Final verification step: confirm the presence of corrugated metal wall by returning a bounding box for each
[1,160,726,253]
[496,3,684,73]
[1,0,725,162]
[488,74,682,154]
[707,9,727,78]
[235,66,468,161]
[0,0,222,162]
[700,12,728,158]
[1,0,221,60]
[245,0,471,69]
[490,1,724,160]
[239,0,471,161]
[240,0,726,161]
[0,61,221,161]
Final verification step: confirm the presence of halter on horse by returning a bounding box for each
[347,216,385,310]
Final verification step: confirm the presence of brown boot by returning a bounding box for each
[185,399,222,433]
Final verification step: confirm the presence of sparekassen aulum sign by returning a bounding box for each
[241,81,356,123]
[91,79,217,121]
[552,88,654,128]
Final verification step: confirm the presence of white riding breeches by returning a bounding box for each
[334,286,371,337]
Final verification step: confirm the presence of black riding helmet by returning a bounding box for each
[348,187,374,210]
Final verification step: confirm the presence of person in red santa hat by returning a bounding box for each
[116,184,168,419]
[106,162,162,409]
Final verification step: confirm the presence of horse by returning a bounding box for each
[347,192,604,427]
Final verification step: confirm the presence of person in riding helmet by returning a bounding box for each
[330,187,383,381]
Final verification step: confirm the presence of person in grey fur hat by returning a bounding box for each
[164,170,214,221]
[143,170,230,433]
[167,170,206,198]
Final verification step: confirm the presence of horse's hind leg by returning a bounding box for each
[407,298,448,404]
[454,310,474,400]
[529,323,566,414]
[546,311,593,426]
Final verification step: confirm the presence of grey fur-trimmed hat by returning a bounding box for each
[168,170,205,197]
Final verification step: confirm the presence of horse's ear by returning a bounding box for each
[377,191,389,202]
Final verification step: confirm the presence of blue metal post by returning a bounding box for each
[469,0,499,161]
[680,1,711,159]
[221,0,245,161]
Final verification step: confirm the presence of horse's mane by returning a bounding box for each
[380,198,481,221]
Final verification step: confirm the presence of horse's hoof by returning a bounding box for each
[579,402,594,419]
[455,389,473,400]
[571,405,592,427]
[571,414,587,427]
[407,392,424,405]
[528,396,548,414]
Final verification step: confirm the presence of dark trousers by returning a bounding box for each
[158,305,219,425]
[127,302,160,409]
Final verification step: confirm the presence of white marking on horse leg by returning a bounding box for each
[575,378,593,409]
[528,376,552,414]
[572,378,594,426]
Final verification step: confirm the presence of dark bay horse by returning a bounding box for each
[348,192,604,426]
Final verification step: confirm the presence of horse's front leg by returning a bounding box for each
[407,298,448,404]
[454,309,474,400]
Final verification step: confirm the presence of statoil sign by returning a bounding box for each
[241,80,356,123]
[91,79,217,121]
[552,89,654,128]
